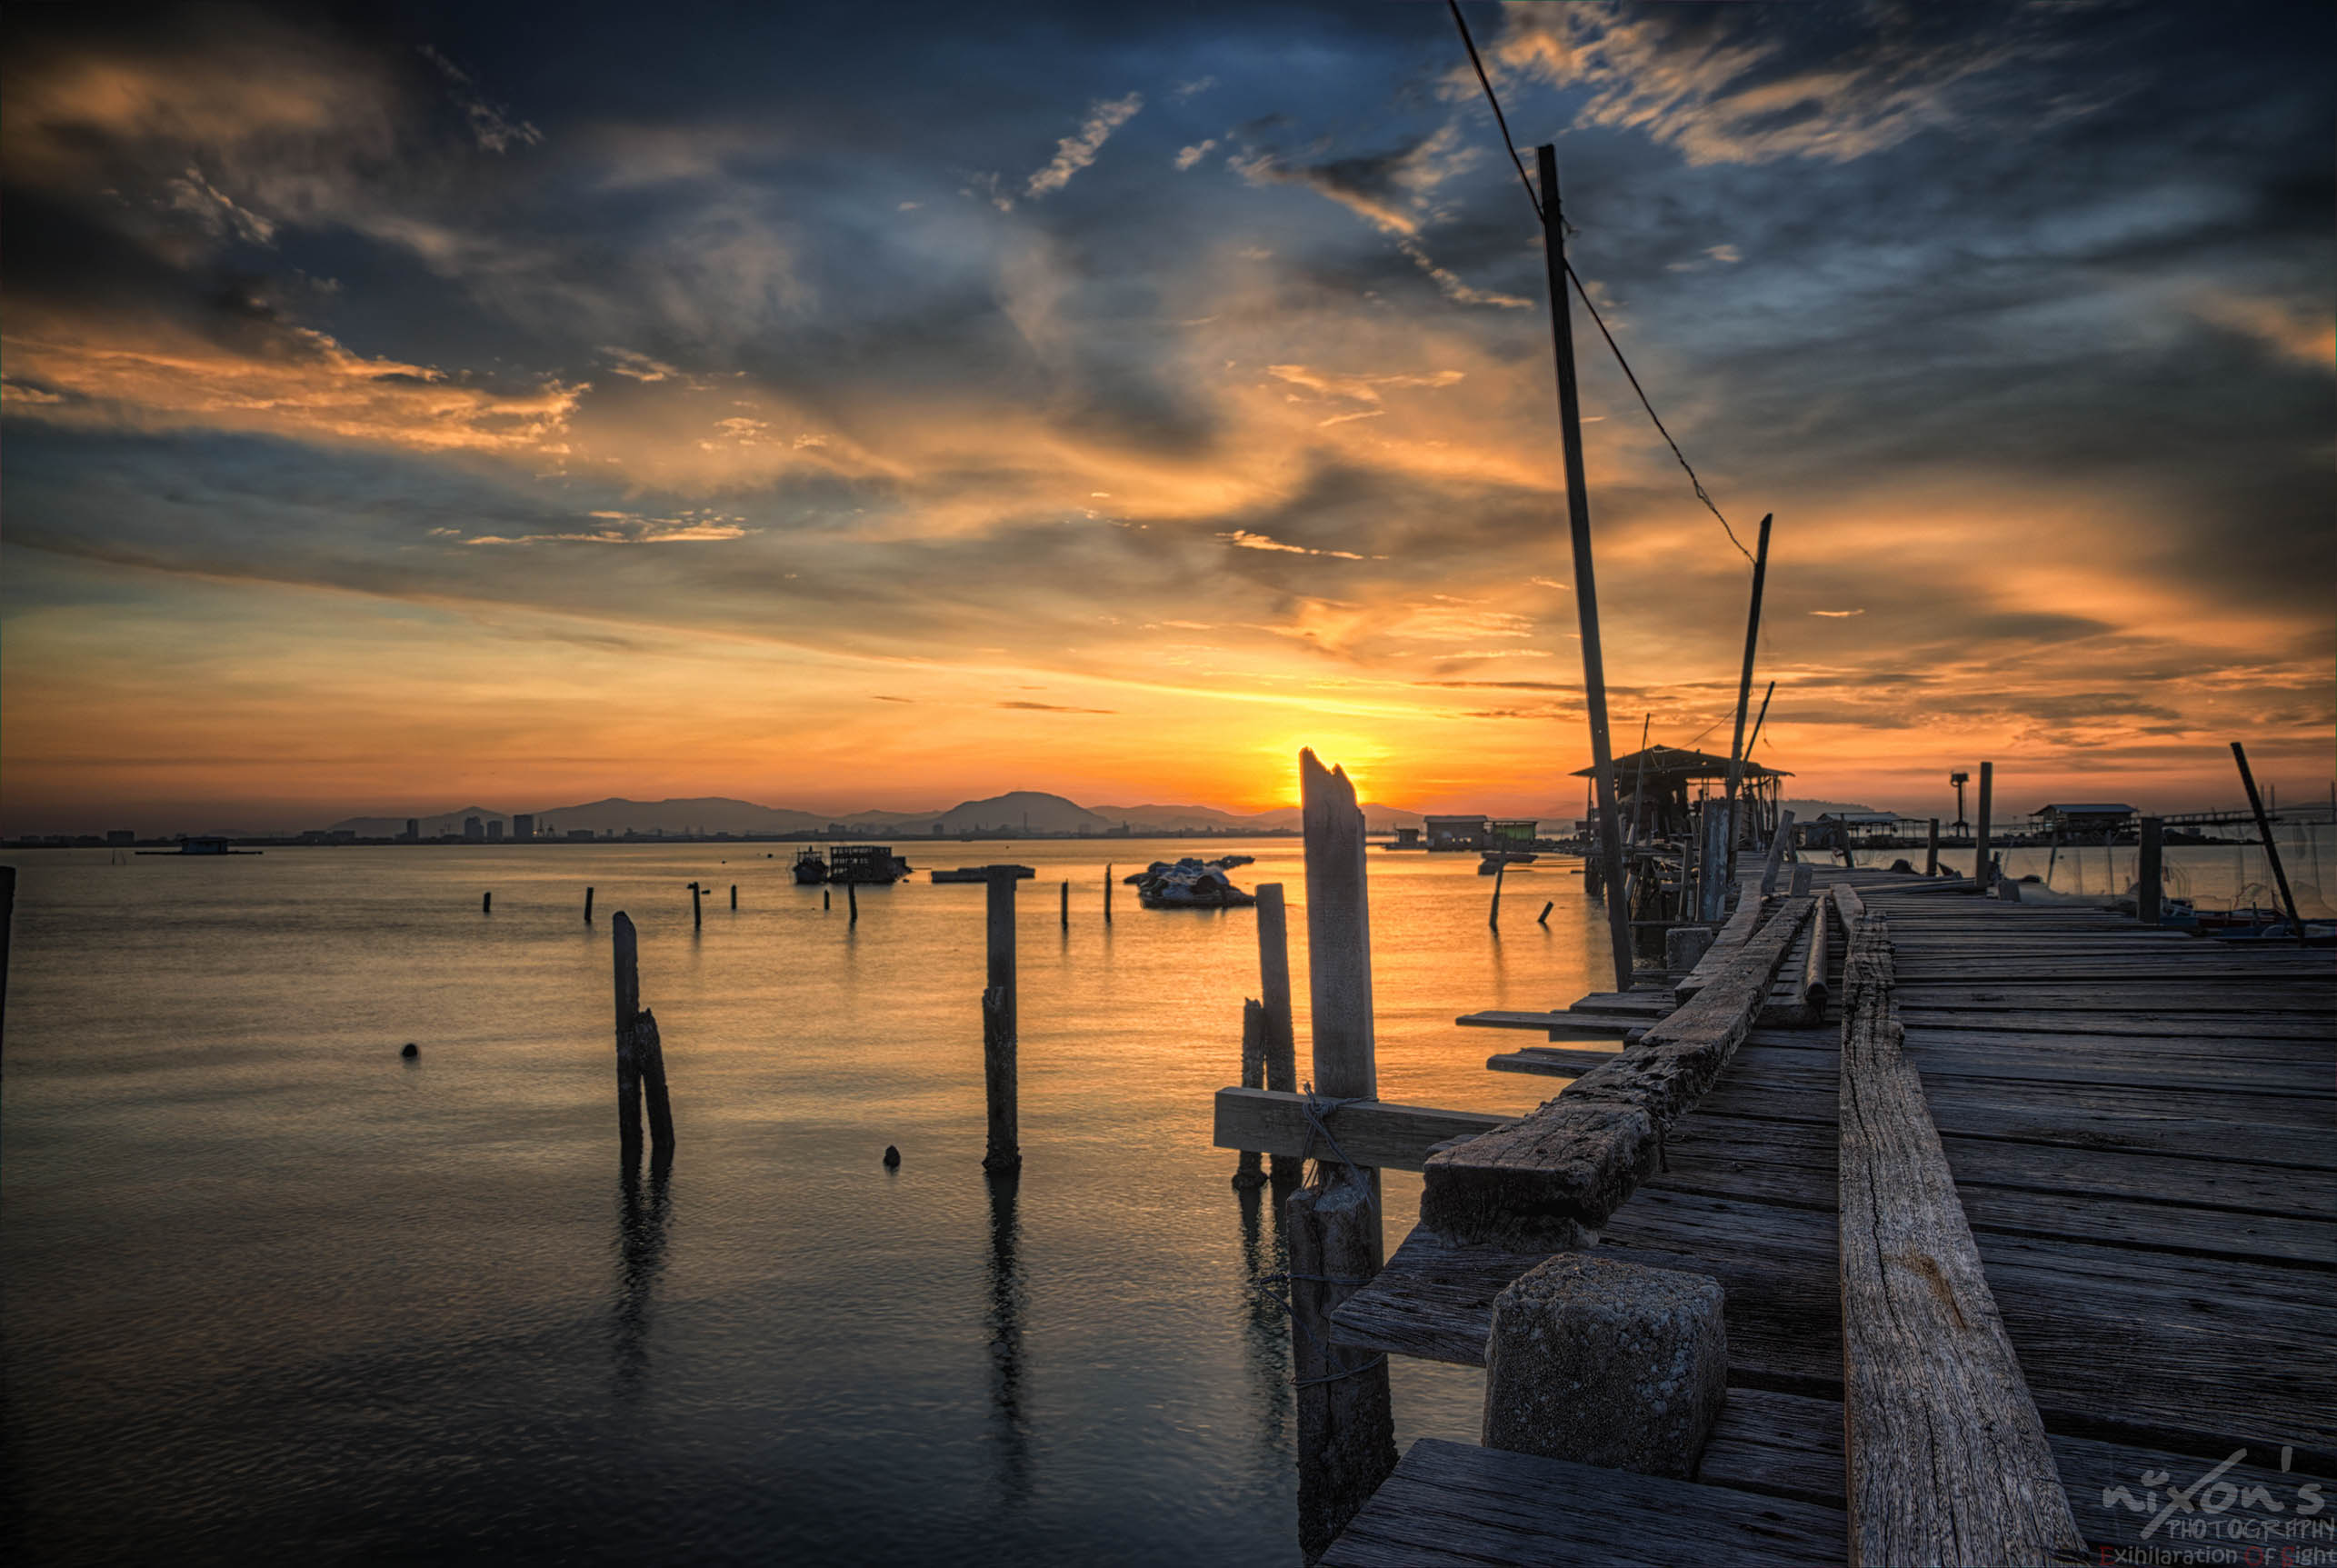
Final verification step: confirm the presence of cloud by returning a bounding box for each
[2187,292,2336,372]
[1267,364,1465,404]
[1482,5,2051,167]
[1173,140,1216,171]
[997,700,1115,714]
[160,166,276,245]
[417,45,543,154]
[1025,92,1143,199]
[1172,77,1215,101]
[602,347,681,383]
[463,509,750,544]
[1217,529,1365,561]
[1810,608,1864,617]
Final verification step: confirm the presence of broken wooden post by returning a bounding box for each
[1537,901,1553,926]
[1757,808,1794,896]
[1255,882,1301,1182]
[1483,1253,1728,1478]
[1288,1164,1396,1563]
[613,912,644,1162]
[1537,143,1632,994]
[637,1006,675,1160]
[1972,761,1994,893]
[2232,742,2306,935]
[1697,798,1730,922]
[934,865,1036,1171]
[1789,862,1813,897]
[1300,750,1375,1106]
[1489,858,1506,930]
[2137,816,2163,926]
[1924,818,1941,878]
[584,886,594,924]
[1060,879,1069,931]
[1838,910,2082,1564]
[1233,999,1268,1189]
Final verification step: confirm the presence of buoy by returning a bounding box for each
[400,1043,419,1059]
[883,1144,901,1168]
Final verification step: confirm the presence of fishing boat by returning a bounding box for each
[792,848,828,884]
[1123,856,1257,909]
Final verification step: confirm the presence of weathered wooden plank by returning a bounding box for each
[1885,1006,2333,1040]
[1319,1438,1848,1568]
[1458,1008,1640,1037]
[1894,984,2332,1014]
[1213,1087,1508,1173]
[1486,1045,1621,1077]
[1677,894,1769,1004]
[1836,910,2084,1568]
[1698,1386,1848,1507]
[1421,899,1816,1248]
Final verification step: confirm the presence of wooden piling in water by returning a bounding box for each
[483,890,492,914]
[1300,751,1375,1105]
[846,883,858,924]
[823,887,830,911]
[983,874,1019,1170]
[1924,818,1940,877]
[1537,901,1553,926]
[637,1006,674,1159]
[1233,999,1268,1189]
[1289,1166,1396,1563]
[1255,885,1297,1095]
[1972,762,1995,893]
[1061,879,1069,930]
[2137,816,2163,926]
[1104,864,1114,925]
[0,863,15,1053]
[691,882,701,929]
[613,912,644,1162]
[1489,859,1505,931]
[730,884,737,910]
[584,886,594,924]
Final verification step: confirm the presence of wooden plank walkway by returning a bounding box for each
[1324,869,2337,1564]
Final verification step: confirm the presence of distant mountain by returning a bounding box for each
[329,789,1425,839]
[1779,798,1884,820]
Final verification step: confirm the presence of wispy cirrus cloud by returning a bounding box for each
[1025,91,1143,199]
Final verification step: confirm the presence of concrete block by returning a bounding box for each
[1663,924,1715,974]
[1483,1253,1727,1479]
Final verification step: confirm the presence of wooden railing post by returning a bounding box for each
[2137,817,2163,926]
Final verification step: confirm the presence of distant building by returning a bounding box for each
[2033,803,2136,842]
[512,814,534,842]
[486,820,504,842]
[106,829,135,845]
[1487,819,1539,849]
[403,818,420,842]
[567,829,595,841]
[1391,825,1422,848]
[1423,815,1488,852]
[464,816,484,842]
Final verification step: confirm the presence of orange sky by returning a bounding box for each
[2,4,2331,833]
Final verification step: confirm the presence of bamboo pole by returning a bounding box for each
[2232,743,2304,934]
[1537,143,1631,994]
[1721,514,1774,889]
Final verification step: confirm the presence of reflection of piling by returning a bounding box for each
[584,886,594,924]
[984,1167,1034,1505]
[2137,817,2163,926]
[1233,999,1268,1188]
[610,1158,672,1397]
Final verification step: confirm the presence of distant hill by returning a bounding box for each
[330,790,1362,838]
[1779,798,1884,821]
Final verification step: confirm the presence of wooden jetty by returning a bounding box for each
[1220,864,2335,1565]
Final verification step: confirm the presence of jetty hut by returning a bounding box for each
[1576,746,1789,848]
[2032,802,2136,844]
[1423,815,1489,852]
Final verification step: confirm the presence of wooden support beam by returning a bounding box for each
[1213,1087,1509,1173]
[1419,898,1813,1248]
[1972,761,1995,894]
[1759,808,1794,896]
[1255,882,1301,1183]
[2232,741,2306,934]
[1290,1168,1397,1563]
[1837,910,2082,1568]
[1233,999,1268,1189]
[1676,894,1766,1004]
[1487,1045,1623,1078]
[932,864,1035,1172]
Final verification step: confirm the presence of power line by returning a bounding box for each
[1444,0,1754,569]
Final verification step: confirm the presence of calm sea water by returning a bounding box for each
[2,840,1593,1565]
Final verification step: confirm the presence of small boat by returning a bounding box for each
[1123,856,1257,909]
[793,848,829,885]
[826,844,913,884]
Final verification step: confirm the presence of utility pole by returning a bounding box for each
[1538,143,1632,992]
